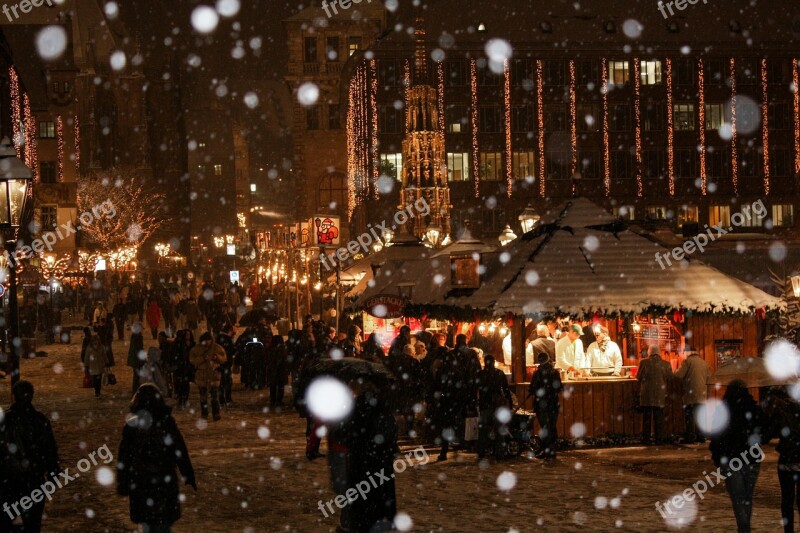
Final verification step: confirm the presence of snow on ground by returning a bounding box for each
[0,332,786,532]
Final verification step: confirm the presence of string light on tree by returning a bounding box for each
[74,114,80,176]
[602,58,610,196]
[536,59,545,197]
[470,58,479,198]
[504,58,513,197]
[761,58,770,196]
[346,71,357,218]
[369,59,379,199]
[730,58,739,195]
[698,58,707,195]
[666,58,675,196]
[23,93,37,195]
[633,58,643,197]
[9,66,21,156]
[569,59,578,196]
[437,60,445,139]
[793,58,800,175]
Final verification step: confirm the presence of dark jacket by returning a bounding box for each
[529,361,562,415]
[117,413,195,525]
[266,343,289,386]
[476,366,513,411]
[765,394,800,465]
[709,386,764,468]
[215,332,236,370]
[0,402,60,499]
[113,302,127,321]
[530,336,556,364]
[127,333,144,368]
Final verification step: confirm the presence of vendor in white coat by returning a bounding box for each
[555,324,587,374]
[586,326,623,376]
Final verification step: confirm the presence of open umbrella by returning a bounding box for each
[711,357,797,388]
[307,357,395,386]
[239,307,278,326]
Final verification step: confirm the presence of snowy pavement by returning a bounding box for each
[0,335,787,532]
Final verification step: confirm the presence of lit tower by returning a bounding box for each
[399,19,451,245]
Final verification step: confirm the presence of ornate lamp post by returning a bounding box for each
[0,137,33,385]
[518,204,540,234]
[424,224,443,248]
[498,225,518,246]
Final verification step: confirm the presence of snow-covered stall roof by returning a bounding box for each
[456,198,784,317]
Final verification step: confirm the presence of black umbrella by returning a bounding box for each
[239,307,278,326]
[307,357,395,386]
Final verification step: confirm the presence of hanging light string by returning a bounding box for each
[666,58,675,196]
[74,113,81,177]
[536,59,545,198]
[602,57,610,197]
[569,59,578,197]
[470,58,479,198]
[698,58,707,195]
[56,115,65,183]
[10,66,21,156]
[346,71,357,219]
[793,58,800,176]
[730,57,738,195]
[504,58,513,197]
[369,59,379,199]
[404,60,411,134]
[633,58,643,197]
[437,60,445,139]
[23,93,37,191]
[760,58,770,196]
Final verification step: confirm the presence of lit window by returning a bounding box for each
[479,152,502,181]
[647,206,670,220]
[639,60,662,85]
[673,104,695,131]
[214,164,222,176]
[512,151,535,180]
[379,153,403,181]
[772,204,794,227]
[199,142,206,149]
[678,206,698,227]
[608,61,630,86]
[705,103,725,130]
[39,121,55,138]
[447,152,469,182]
[348,37,361,57]
[613,206,635,220]
[709,205,731,227]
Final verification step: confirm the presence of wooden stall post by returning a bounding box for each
[511,318,526,385]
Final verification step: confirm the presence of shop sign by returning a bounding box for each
[363,294,406,318]
[313,215,341,246]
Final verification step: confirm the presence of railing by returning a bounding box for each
[303,62,319,75]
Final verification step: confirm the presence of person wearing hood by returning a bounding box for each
[189,332,227,421]
[118,384,196,532]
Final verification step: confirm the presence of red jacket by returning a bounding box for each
[146,301,162,329]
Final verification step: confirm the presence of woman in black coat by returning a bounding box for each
[764,387,800,533]
[118,384,196,532]
[173,330,196,408]
[266,334,289,407]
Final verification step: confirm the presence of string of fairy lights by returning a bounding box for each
[470,58,479,198]
[369,59,380,199]
[729,58,739,195]
[74,114,81,176]
[346,70,357,219]
[666,58,675,196]
[23,93,37,192]
[536,59,545,198]
[633,58,643,197]
[404,60,411,134]
[568,59,578,196]
[437,61,445,139]
[793,58,800,176]
[56,115,65,183]
[346,64,370,218]
[697,58,707,195]
[9,67,20,157]
[504,59,513,197]
[601,58,611,196]
[761,58,770,196]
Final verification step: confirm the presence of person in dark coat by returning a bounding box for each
[359,332,386,364]
[709,380,765,533]
[215,324,236,406]
[0,381,60,532]
[267,334,289,408]
[343,385,398,533]
[764,387,800,533]
[118,384,196,532]
[637,345,673,444]
[476,354,513,459]
[386,342,420,437]
[529,352,563,459]
[529,324,556,365]
[113,298,127,340]
[80,325,92,362]
[173,330,196,408]
[127,327,145,394]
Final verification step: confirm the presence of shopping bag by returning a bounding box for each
[105,371,117,385]
[464,416,479,441]
[82,371,92,388]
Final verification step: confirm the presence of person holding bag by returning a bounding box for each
[83,334,110,397]
[189,332,227,421]
[476,354,513,459]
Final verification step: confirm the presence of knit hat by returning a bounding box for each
[648,345,660,356]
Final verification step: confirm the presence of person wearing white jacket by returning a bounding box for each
[586,326,623,375]
[555,324,587,374]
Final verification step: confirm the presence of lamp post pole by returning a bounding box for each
[6,239,19,385]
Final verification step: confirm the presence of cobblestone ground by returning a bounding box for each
[0,334,786,532]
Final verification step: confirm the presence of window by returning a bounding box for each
[612,151,632,178]
[544,60,565,85]
[772,205,794,227]
[642,103,664,131]
[678,205,699,227]
[709,205,732,227]
[675,149,696,177]
[447,152,470,181]
[608,61,630,86]
[451,256,481,289]
[214,164,222,176]
[326,36,340,61]
[303,37,317,63]
[736,59,757,86]
[610,104,631,131]
[769,103,791,130]
[478,68,501,87]
[577,60,599,86]
[639,60,662,85]
[348,37,360,56]
[580,151,601,179]
[643,150,666,178]
[63,81,70,93]
[379,59,399,86]
[544,105,567,131]
[40,161,56,183]
[512,151,535,179]
[673,104,695,131]
[446,105,468,133]
[480,152,503,181]
[577,104,599,133]
[740,153,759,178]
[769,60,791,85]
[39,121,55,138]
[547,152,569,179]
[674,59,695,86]
[40,206,57,230]
[771,148,792,176]
[306,107,320,130]
[317,173,346,210]
[380,153,403,181]
[707,148,729,178]
[481,208,506,235]
[613,206,635,220]
[512,105,534,133]
[446,61,468,87]
[736,205,765,228]
[704,59,726,84]
[479,106,501,132]
[328,104,341,129]
[647,206,670,220]
[705,103,725,130]
[511,59,534,87]
[379,106,403,134]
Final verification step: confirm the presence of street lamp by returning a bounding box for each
[498,225,518,246]
[792,274,800,298]
[518,204,540,234]
[424,224,442,248]
[0,136,32,385]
